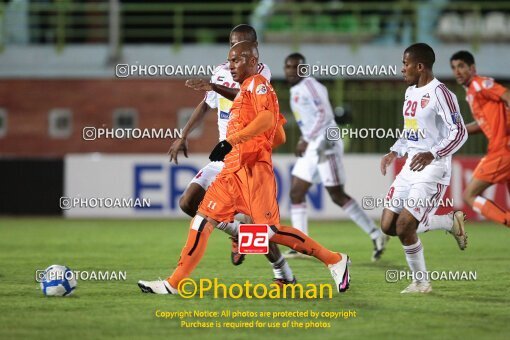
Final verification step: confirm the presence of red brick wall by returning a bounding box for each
[0,79,220,157]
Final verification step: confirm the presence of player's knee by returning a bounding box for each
[179,195,197,217]
[395,215,414,237]
[380,219,395,236]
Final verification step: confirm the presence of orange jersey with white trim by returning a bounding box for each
[466,75,510,153]
[223,74,280,173]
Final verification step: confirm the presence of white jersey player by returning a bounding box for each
[284,53,388,262]
[167,24,295,285]
[380,43,468,294]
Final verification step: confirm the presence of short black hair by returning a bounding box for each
[285,52,306,63]
[450,50,475,66]
[231,24,257,42]
[404,43,435,69]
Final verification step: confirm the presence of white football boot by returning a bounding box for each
[448,211,467,250]
[372,233,390,262]
[328,253,351,293]
[138,279,178,294]
[400,281,432,294]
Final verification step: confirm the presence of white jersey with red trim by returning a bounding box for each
[204,62,271,141]
[390,78,468,184]
[290,77,336,142]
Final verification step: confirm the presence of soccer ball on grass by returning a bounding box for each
[40,264,77,296]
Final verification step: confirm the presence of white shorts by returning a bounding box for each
[291,136,346,187]
[385,159,449,224]
[189,161,224,190]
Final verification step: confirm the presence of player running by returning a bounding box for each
[380,43,468,293]
[450,50,510,228]
[284,52,388,261]
[168,24,295,285]
[138,41,351,295]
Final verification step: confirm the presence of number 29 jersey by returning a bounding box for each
[392,78,467,159]
[391,78,468,184]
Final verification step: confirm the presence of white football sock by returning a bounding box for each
[417,213,453,233]
[216,220,239,237]
[290,202,308,235]
[342,199,381,240]
[271,256,294,281]
[403,239,428,283]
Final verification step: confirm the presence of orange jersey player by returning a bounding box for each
[170,24,295,284]
[450,50,510,227]
[138,41,351,295]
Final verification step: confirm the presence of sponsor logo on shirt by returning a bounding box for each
[256,84,267,95]
[220,111,230,119]
[451,112,461,124]
[482,78,494,89]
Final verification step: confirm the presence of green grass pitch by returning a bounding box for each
[0,218,509,339]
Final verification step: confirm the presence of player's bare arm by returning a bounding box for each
[210,83,239,101]
[409,151,434,172]
[185,78,212,91]
[465,121,482,134]
[185,78,239,101]
[168,99,211,164]
[380,151,397,175]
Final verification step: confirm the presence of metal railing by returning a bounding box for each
[1,1,510,52]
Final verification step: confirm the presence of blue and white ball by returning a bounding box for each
[40,265,77,296]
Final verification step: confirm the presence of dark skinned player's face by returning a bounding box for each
[450,59,475,86]
[228,49,256,83]
[401,52,421,86]
[284,58,303,86]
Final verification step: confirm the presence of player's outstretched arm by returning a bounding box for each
[185,79,239,101]
[465,121,482,135]
[210,83,239,101]
[168,99,211,164]
[185,79,212,91]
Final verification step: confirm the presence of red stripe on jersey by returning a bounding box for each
[438,122,465,157]
[434,85,465,157]
[438,84,457,113]
[304,79,326,139]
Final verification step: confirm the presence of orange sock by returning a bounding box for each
[270,225,341,265]
[167,216,214,288]
[473,196,510,226]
